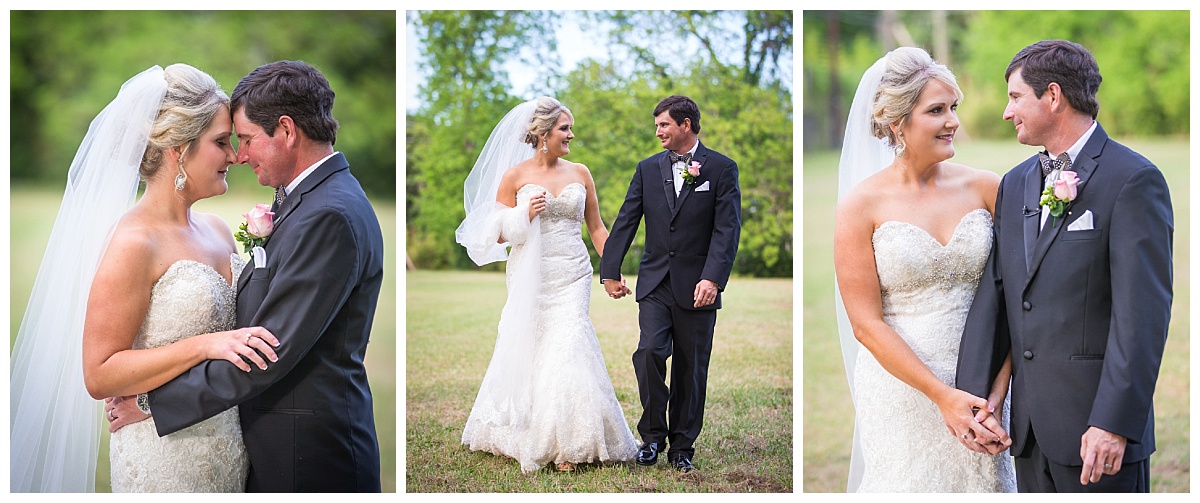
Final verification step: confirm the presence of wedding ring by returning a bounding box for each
[108,409,114,421]
[245,333,253,345]
[1104,463,1113,469]
[961,433,969,439]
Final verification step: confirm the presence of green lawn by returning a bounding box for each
[405,270,793,492]
[802,137,1190,492]
[8,176,397,492]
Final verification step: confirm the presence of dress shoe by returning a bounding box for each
[671,454,695,473]
[635,442,660,466]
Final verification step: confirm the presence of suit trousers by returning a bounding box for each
[633,274,717,458]
[1015,428,1149,492]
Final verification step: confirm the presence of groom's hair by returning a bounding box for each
[653,95,701,134]
[232,60,339,144]
[1006,40,1102,119]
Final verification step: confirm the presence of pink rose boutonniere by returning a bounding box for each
[1039,170,1079,227]
[681,161,702,185]
[235,203,275,253]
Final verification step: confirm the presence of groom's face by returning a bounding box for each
[655,111,693,153]
[1003,68,1052,147]
[234,108,290,188]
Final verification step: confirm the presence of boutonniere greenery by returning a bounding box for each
[235,203,275,253]
[681,161,701,185]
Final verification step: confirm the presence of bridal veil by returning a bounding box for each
[10,66,167,491]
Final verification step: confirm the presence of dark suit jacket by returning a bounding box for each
[149,153,385,492]
[957,123,1172,466]
[601,141,740,309]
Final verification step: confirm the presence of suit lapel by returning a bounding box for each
[659,153,676,212]
[236,255,254,293]
[1024,124,1106,290]
[1022,160,1042,270]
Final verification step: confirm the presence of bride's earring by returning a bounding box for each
[174,159,187,191]
[541,136,549,154]
[895,131,906,157]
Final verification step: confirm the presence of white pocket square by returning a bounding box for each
[252,246,269,268]
[1067,210,1094,231]
[695,181,710,192]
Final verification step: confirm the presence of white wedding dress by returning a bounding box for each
[853,209,1016,492]
[462,182,638,472]
[108,254,250,492]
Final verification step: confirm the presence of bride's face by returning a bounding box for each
[897,79,959,163]
[181,105,236,199]
[543,113,575,157]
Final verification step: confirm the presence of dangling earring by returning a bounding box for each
[173,146,189,191]
[895,131,906,157]
[540,137,549,154]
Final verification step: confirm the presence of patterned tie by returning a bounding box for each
[668,151,691,165]
[271,186,286,212]
[1038,151,1071,177]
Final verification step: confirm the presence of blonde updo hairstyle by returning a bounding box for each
[522,96,572,150]
[139,63,230,180]
[871,47,962,153]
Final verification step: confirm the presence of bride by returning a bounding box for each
[10,64,279,492]
[833,47,1017,492]
[455,97,638,473]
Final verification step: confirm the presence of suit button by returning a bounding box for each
[1023,350,1034,360]
[670,226,676,232]
[1022,301,1032,310]
[669,251,676,257]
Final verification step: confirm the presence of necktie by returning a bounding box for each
[668,151,691,165]
[271,186,286,212]
[1038,151,1071,177]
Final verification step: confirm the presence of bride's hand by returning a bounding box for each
[528,191,547,220]
[104,395,149,433]
[936,387,999,453]
[197,327,280,372]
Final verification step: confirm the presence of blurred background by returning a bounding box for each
[8,10,398,492]
[802,10,1189,492]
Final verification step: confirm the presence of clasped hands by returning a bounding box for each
[603,278,718,308]
[602,276,632,299]
[941,388,1011,455]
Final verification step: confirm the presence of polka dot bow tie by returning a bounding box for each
[1038,151,1071,177]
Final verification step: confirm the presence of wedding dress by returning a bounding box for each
[852,209,1015,492]
[108,254,249,492]
[462,182,638,472]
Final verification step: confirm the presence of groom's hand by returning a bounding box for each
[1080,426,1126,485]
[603,277,630,299]
[693,279,719,308]
[104,395,149,433]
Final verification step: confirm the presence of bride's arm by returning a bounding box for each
[834,193,999,450]
[580,164,610,255]
[81,227,278,400]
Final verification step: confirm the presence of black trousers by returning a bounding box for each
[1015,428,1150,492]
[633,275,717,459]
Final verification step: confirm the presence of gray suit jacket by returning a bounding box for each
[956,123,1172,466]
[149,153,384,492]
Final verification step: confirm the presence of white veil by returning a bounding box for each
[10,66,167,492]
[835,54,895,492]
[455,99,546,470]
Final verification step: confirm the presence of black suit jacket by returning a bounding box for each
[149,153,385,492]
[957,124,1172,466]
[601,141,740,308]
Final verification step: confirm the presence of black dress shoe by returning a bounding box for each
[635,442,660,466]
[671,454,695,473]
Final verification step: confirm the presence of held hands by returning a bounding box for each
[1080,426,1126,485]
[199,326,280,372]
[104,395,148,433]
[603,275,632,299]
[528,191,547,221]
[939,387,1011,455]
[693,279,719,308]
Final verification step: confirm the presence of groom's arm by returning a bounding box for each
[700,161,740,290]
[957,183,1010,399]
[600,162,645,282]
[148,206,369,435]
[1089,164,1172,443]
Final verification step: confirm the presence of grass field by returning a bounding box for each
[405,270,793,492]
[802,137,1191,492]
[8,176,398,492]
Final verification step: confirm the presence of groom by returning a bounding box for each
[601,95,740,473]
[127,61,384,491]
[956,40,1172,492]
